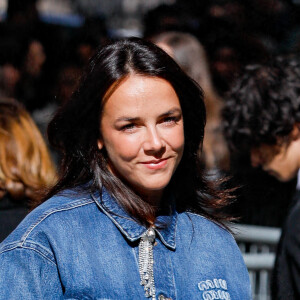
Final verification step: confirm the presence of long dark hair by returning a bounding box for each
[45,37,233,227]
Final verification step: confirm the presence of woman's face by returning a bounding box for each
[98,75,184,203]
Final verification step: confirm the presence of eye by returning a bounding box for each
[120,123,137,132]
[162,115,181,125]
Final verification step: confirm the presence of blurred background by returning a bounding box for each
[1,0,299,220]
[1,0,300,298]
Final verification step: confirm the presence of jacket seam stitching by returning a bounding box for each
[91,193,143,242]
[0,244,57,265]
[21,198,95,245]
[0,244,19,254]
[21,245,57,265]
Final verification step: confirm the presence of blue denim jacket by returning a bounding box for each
[0,188,251,299]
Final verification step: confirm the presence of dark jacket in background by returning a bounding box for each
[0,194,28,242]
[272,190,300,299]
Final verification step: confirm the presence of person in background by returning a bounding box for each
[15,38,48,113]
[0,38,250,299]
[0,99,57,242]
[152,31,230,174]
[223,56,300,299]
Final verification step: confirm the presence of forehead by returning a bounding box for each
[102,75,181,117]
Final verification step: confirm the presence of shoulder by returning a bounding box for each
[178,211,235,244]
[177,212,248,276]
[183,211,232,233]
[287,192,300,221]
[0,188,96,255]
[283,193,300,243]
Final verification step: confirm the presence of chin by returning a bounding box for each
[135,181,170,194]
[144,184,169,192]
[274,173,295,182]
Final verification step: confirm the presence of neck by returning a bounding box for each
[138,190,163,208]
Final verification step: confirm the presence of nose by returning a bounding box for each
[250,148,262,168]
[143,127,166,154]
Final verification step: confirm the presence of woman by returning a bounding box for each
[0,99,56,242]
[0,38,250,299]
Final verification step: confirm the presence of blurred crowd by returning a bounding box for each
[1,0,300,241]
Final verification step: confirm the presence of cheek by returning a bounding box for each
[167,127,185,153]
[104,134,141,162]
[266,155,291,179]
[268,153,285,168]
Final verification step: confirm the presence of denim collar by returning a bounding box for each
[91,188,177,250]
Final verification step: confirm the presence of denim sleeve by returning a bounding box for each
[0,247,63,299]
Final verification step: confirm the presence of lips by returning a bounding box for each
[142,158,167,164]
[141,158,168,170]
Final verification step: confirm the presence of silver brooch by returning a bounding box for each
[139,227,156,299]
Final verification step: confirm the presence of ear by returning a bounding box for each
[291,123,300,141]
[97,139,104,150]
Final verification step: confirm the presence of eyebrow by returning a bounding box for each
[159,108,182,117]
[115,107,182,123]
